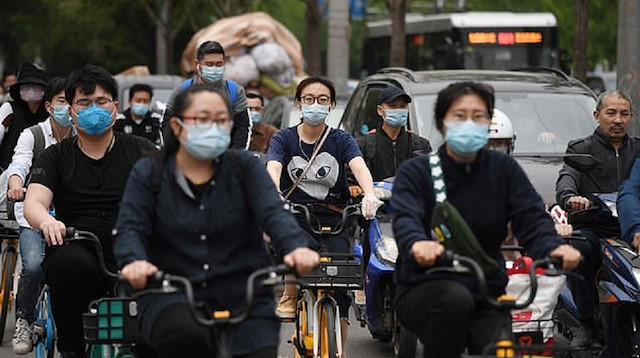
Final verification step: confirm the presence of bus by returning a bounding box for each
[363,12,559,74]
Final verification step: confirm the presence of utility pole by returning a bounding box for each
[618,0,640,136]
[327,0,350,98]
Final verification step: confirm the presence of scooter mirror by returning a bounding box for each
[563,154,601,173]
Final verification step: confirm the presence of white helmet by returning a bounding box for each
[487,109,516,155]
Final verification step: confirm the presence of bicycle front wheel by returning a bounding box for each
[0,248,17,341]
[319,300,338,358]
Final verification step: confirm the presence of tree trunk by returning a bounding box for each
[305,0,322,75]
[389,0,407,67]
[573,0,589,82]
[155,0,172,74]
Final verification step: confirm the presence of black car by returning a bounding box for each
[340,68,598,205]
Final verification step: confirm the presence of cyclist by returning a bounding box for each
[115,84,319,358]
[266,76,380,357]
[6,77,75,355]
[392,81,581,358]
[113,83,162,145]
[23,65,157,358]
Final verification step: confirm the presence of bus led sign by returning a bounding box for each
[468,31,543,45]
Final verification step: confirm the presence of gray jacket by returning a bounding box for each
[555,127,640,208]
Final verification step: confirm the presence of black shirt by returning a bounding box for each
[30,132,157,264]
[113,108,162,144]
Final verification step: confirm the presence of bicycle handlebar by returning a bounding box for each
[287,202,361,235]
[144,264,293,327]
[63,227,119,280]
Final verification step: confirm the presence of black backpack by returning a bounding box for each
[7,125,46,220]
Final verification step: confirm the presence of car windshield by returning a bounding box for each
[413,92,597,156]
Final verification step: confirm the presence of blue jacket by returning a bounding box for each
[617,157,640,242]
[392,146,565,299]
[114,150,307,354]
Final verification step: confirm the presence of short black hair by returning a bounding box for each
[65,65,117,104]
[434,81,495,132]
[294,76,336,106]
[197,41,226,61]
[2,69,16,81]
[44,77,67,103]
[246,92,264,106]
[128,83,153,100]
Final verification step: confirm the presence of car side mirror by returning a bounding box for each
[563,154,601,173]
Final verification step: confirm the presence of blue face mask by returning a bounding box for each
[302,104,330,126]
[179,120,231,161]
[131,103,150,117]
[384,109,409,127]
[445,120,489,157]
[51,104,72,127]
[250,111,262,124]
[75,105,113,135]
[200,65,224,84]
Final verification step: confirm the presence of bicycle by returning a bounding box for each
[32,284,56,358]
[126,265,292,358]
[432,250,579,358]
[0,220,20,342]
[286,202,363,358]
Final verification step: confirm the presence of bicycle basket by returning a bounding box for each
[82,297,143,344]
[298,253,363,289]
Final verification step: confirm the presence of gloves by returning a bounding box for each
[361,193,383,220]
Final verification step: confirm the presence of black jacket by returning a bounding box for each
[114,108,162,144]
[556,127,640,208]
[0,99,48,169]
[356,127,431,181]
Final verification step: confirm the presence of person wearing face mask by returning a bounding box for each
[23,65,157,358]
[356,86,431,182]
[114,84,319,358]
[0,63,49,170]
[3,77,75,355]
[165,40,251,150]
[266,77,380,357]
[391,81,581,358]
[1,70,18,104]
[114,83,162,145]
[247,92,277,153]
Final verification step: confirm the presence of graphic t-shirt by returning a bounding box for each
[267,125,362,207]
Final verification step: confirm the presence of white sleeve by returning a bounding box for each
[5,128,35,180]
[0,102,13,145]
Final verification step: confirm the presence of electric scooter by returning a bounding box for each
[352,178,418,358]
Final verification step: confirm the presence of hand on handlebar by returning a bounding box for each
[554,223,574,237]
[550,244,581,271]
[411,240,445,267]
[40,218,67,246]
[565,196,591,211]
[7,187,26,202]
[121,260,159,290]
[283,247,320,276]
[361,193,382,220]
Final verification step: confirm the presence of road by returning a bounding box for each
[0,307,417,358]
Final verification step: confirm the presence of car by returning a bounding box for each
[340,67,599,205]
[114,74,185,115]
[586,71,617,95]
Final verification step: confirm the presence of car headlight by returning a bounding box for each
[375,235,399,267]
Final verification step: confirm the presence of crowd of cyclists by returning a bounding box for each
[0,39,639,358]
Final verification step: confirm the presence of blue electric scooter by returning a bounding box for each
[352,178,418,358]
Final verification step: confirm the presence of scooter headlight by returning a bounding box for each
[375,235,399,267]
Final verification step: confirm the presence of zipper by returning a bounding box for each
[615,148,620,185]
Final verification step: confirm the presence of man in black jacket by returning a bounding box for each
[555,89,640,350]
[356,86,431,181]
[114,83,162,145]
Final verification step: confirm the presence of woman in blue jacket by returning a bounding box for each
[114,84,319,358]
[391,81,581,358]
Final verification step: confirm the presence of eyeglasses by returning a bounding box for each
[300,95,331,105]
[74,97,113,108]
[180,116,232,129]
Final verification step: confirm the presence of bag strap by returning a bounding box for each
[284,126,331,200]
[428,153,447,203]
[226,80,238,106]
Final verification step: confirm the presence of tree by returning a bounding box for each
[300,0,327,75]
[389,0,408,66]
[573,0,588,82]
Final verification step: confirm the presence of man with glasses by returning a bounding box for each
[165,41,251,149]
[23,65,156,358]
